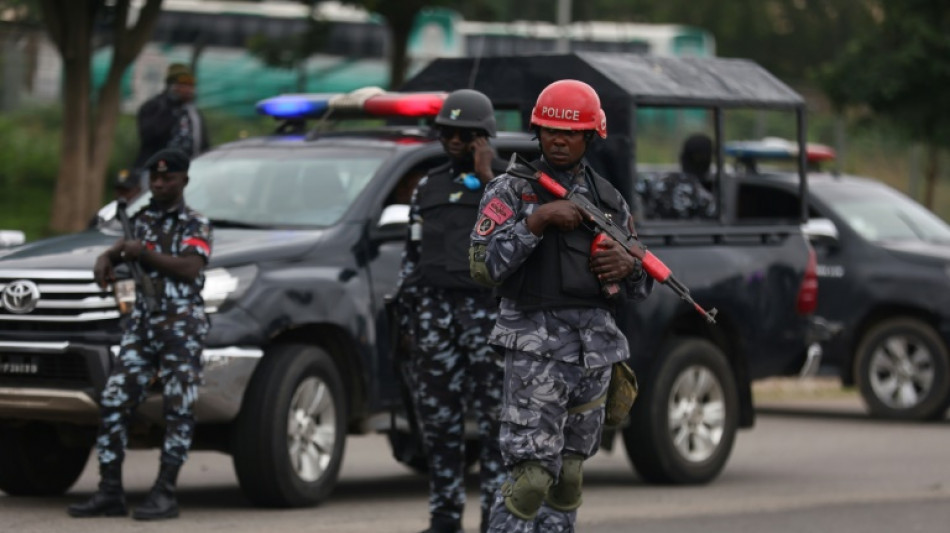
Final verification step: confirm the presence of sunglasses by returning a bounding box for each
[439,127,480,142]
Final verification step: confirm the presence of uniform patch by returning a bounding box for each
[522,192,538,203]
[475,216,496,235]
[449,191,463,203]
[482,197,514,224]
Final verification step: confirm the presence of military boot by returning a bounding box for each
[132,462,181,521]
[67,462,127,517]
[418,514,463,533]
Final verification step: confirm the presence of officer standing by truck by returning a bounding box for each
[469,80,654,532]
[68,148,212,521]
[396,89,509,533]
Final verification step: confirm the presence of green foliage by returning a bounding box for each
[821,0,950,144]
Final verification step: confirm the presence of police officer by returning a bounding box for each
[636,133,717,219]
[469,80,654,532]
[69,148,212,521]
[396,89,509,533]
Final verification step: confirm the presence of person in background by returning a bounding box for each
[132,63,210,187]
[469,79,654,533]
[396,89,509,533]
[89,169,145,229]
[636,133,717,220]
[68,148,212,521]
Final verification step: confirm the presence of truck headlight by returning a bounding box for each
[202,265,258,313]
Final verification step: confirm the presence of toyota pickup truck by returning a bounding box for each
[0,54,823,506]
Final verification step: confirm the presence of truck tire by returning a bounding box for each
[854,317,950,421]
[232,344,348,507]
[0,422,93,496]
[623,338,738,484]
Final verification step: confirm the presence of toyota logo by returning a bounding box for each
[2,280,40,314]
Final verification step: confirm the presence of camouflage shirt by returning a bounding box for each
[132,199,212,313]
[470,157,653,368]
[636,171,717,220]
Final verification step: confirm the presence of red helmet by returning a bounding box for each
[530,79,607,139]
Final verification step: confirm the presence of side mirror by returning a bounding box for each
[0,229,25,248]
[372,204,410,242]
[802,218,839,249]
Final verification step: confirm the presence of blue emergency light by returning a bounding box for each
[256,94,335,120]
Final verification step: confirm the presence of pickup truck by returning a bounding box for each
[727,137,950,421]
[0,54,822,506]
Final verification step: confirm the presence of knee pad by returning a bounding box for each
[502,461,553,520]
[546,454,584,512]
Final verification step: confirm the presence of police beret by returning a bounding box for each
[144,148,190,174]
[166,63,195,85]
[114,169,138,190]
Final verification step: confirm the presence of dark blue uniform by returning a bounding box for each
[97,200,212,467]
[397,160,507,533]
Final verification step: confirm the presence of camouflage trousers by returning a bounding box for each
[97,311,208,467]
[487,350,612,533]
[406,287,505,527]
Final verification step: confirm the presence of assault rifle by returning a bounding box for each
[505,154,718,324]
[116,199,159,313]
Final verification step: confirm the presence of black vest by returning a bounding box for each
[498,161,624,311]
[409,159,507,290]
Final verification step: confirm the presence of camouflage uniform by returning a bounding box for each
[398,171,506,531]
[635,171,717,220]
[470,158,653,533]
[97,200,212,468]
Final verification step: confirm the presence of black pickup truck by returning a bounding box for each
[0,54,822,507]
[727,137,950,421]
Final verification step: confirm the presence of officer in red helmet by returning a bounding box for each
[469,80,654,532]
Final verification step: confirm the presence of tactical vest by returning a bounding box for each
[498,161,624,311]
[409,160,506,290]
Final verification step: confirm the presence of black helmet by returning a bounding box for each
[434,89,497,137]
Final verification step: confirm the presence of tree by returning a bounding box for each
[821,0,950,208]
[338,0,455,88]
[37,0,162,233]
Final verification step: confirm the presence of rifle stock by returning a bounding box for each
[506,154,717,324]
[115,199,160,313]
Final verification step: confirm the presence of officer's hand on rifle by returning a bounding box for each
[590,236,640,282]
[526,200,585,235]
[93,254,116,289]
[471,136,495,184]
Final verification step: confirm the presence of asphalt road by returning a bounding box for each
[3,392,949,533]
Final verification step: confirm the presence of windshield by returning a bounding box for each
[820,182,950,244]
[126,147,389,227]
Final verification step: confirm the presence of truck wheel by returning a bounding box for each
[623,338,738,484]
[232,344,348,507]
[0,422,93,496]
[854,318,950,421]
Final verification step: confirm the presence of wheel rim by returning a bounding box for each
[668,365,725,463]
[287,376,337,483]
[868,334,935,410]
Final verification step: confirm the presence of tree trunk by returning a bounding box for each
[48,3,93,234]
[923,142,939,211]
[388,22,411,89]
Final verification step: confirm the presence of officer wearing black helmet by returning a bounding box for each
[395,89,509,533]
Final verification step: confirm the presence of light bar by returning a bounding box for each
[725,137,836,163]
[256,88,448,121]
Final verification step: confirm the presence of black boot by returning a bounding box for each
[418,514,463,533]
[132,462,181,521]
[67,462,127,517]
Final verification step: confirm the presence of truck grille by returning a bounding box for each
[0,270,120,333]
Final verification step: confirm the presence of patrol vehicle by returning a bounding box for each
[729,137,950,421]
[0,54,824,507]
